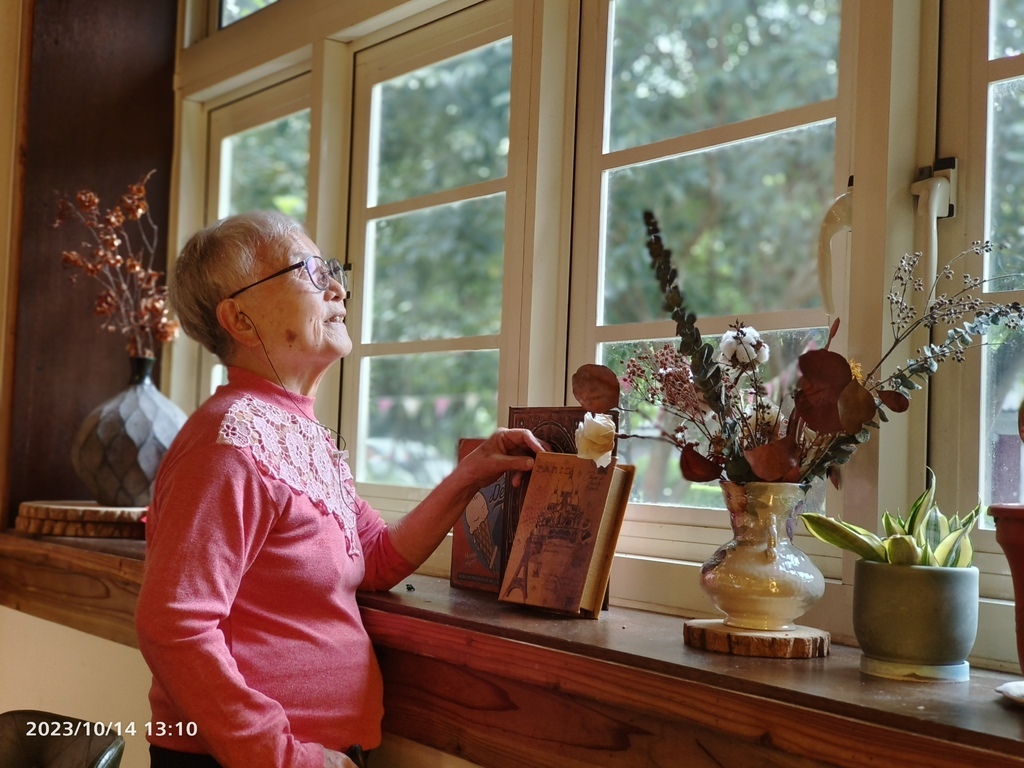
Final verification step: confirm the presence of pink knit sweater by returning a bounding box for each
[135,368,413,768]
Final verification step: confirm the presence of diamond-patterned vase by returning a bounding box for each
[71,356,187,507]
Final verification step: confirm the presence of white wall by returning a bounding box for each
[0,607,152,768]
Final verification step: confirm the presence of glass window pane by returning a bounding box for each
[989,78,1024,289]
[373,38,512,205]
[990,0,1024,60]
[220,0,279,28]
[601,327,828,510]
[603,123,835,324]
[367,195,505,343]
[360,351,500,487]
[983,66,1024,518]
[983,330,1024,510]
[221,110,310,222]
[608,0,840,152]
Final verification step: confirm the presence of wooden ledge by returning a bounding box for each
[0,531,144,646]
[2,532,1024,766]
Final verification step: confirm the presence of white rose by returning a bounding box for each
[575,412,616,468]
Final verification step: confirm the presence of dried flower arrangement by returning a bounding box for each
[53,170,179,358]
[572,211,1024,488]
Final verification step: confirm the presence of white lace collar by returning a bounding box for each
[217,394,359,556]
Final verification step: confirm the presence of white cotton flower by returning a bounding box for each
[575,412,616,468]
[718,326,770,367]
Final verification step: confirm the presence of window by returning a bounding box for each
[569,0,845,580]
[203,75,312,395]
[980,2,1024,510]
[343,1,523,515]
[169,0,1023,670]
[929,0,1024,666]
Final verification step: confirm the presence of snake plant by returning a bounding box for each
[800,468,979,567]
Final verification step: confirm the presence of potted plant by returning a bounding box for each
[801,468,980,681]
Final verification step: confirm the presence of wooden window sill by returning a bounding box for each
[2,532,1023,767]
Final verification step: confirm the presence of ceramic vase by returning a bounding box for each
[70,356,187,507]
[989,504,1024,669]
[853,559,978,682]
[700,482,825,630]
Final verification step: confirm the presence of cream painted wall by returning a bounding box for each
[0,607,153,768]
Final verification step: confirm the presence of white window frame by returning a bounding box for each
[342,0,521,522]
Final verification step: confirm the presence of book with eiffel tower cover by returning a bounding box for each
[498,451,634,618]
[502,406,619,582]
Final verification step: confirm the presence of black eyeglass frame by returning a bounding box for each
[228,255,350,299]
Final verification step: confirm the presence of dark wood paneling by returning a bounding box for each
[7,0,177,518]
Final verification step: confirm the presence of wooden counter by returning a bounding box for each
[2,531,1024,767]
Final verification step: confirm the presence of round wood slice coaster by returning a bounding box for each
[15,514,145,539]
[18,500,146,524]
[683,619,830,658]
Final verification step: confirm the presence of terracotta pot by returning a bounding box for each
[989,504,1024,668]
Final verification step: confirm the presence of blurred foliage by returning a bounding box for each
[991,0,1024,59]
[359,40,513,483]
[225,110,310,223]
[604,124,835,324]
[376,39,512,205]
[369,195,505,342]
[603,0,840,325]
[609,0,839,150]
[363,351,499,484]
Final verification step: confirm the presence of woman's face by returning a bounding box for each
[235,233,352,374]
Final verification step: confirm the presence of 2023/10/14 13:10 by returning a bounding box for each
[24,719,198,738]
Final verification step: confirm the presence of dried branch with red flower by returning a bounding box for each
[53,170,179,358]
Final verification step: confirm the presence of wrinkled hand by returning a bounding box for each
[459,428,548,489]
[322,747,357,768]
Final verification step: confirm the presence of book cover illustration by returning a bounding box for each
[502,406,591,574]
[500,452,632,617]
[450,438,507,592]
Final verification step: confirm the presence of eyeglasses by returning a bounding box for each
[228,255,350,299]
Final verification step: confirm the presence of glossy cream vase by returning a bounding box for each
[701,482,825,631]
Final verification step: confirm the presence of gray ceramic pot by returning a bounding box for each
[853,559,978,679]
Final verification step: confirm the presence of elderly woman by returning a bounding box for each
[135,211,544,768]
